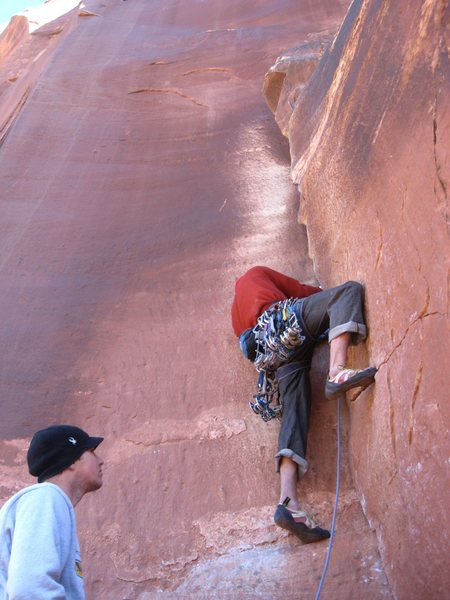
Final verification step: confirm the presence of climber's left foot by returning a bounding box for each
[274,498,330,544]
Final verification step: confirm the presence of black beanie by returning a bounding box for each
[27,425,104,483]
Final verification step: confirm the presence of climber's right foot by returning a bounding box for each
[325,366,377,398]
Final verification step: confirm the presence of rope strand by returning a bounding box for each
[314,395,342,600]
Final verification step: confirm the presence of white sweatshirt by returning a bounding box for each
[0,483,85,599]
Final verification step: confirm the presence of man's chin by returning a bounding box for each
[87,478,103,492]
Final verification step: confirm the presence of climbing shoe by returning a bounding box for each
[325,366,377,399]
[274,498,330,544]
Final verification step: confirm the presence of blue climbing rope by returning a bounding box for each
[314,396,342,600]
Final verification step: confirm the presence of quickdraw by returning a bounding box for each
[249,370,282,422]
[250,299,306,422]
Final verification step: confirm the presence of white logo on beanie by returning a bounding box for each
[68,437,77,445]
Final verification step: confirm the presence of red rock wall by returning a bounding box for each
[266,0,450,598]
[0,6,80,145]
[1,0,446,598]
[0,16,29,62]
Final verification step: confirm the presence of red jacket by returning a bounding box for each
[231,266,321,336]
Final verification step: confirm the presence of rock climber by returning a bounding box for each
[0,424,104,598]
[231,266,376,543]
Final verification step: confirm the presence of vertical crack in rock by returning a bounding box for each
[408,363,423,445]
[375,212,384,269]
[432,98,448,224]
[432,0,449,227]
[0,87,29,147]
[433,114,445,194]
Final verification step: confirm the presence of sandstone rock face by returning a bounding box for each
[266,1,450,599]
[1,0,442,598]
[0,16,29,61]
[0,3,81,145]
[263,32,336,137]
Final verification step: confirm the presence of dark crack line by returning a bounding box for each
[377,311,442,370]
[433,112,447,198]
[128,87,207,107]
[0,87,30,149]
[432,2,449,226]
[408,363,423,446]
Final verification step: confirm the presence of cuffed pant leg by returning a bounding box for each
[275,366,312,480]
[300,281,367,345]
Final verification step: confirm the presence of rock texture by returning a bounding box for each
[0,3,82,146]
[1,0,446,598]
[265,1,450,599]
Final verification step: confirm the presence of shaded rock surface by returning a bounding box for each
[265,1,450,599]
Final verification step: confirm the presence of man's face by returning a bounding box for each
[73,448,104,493]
